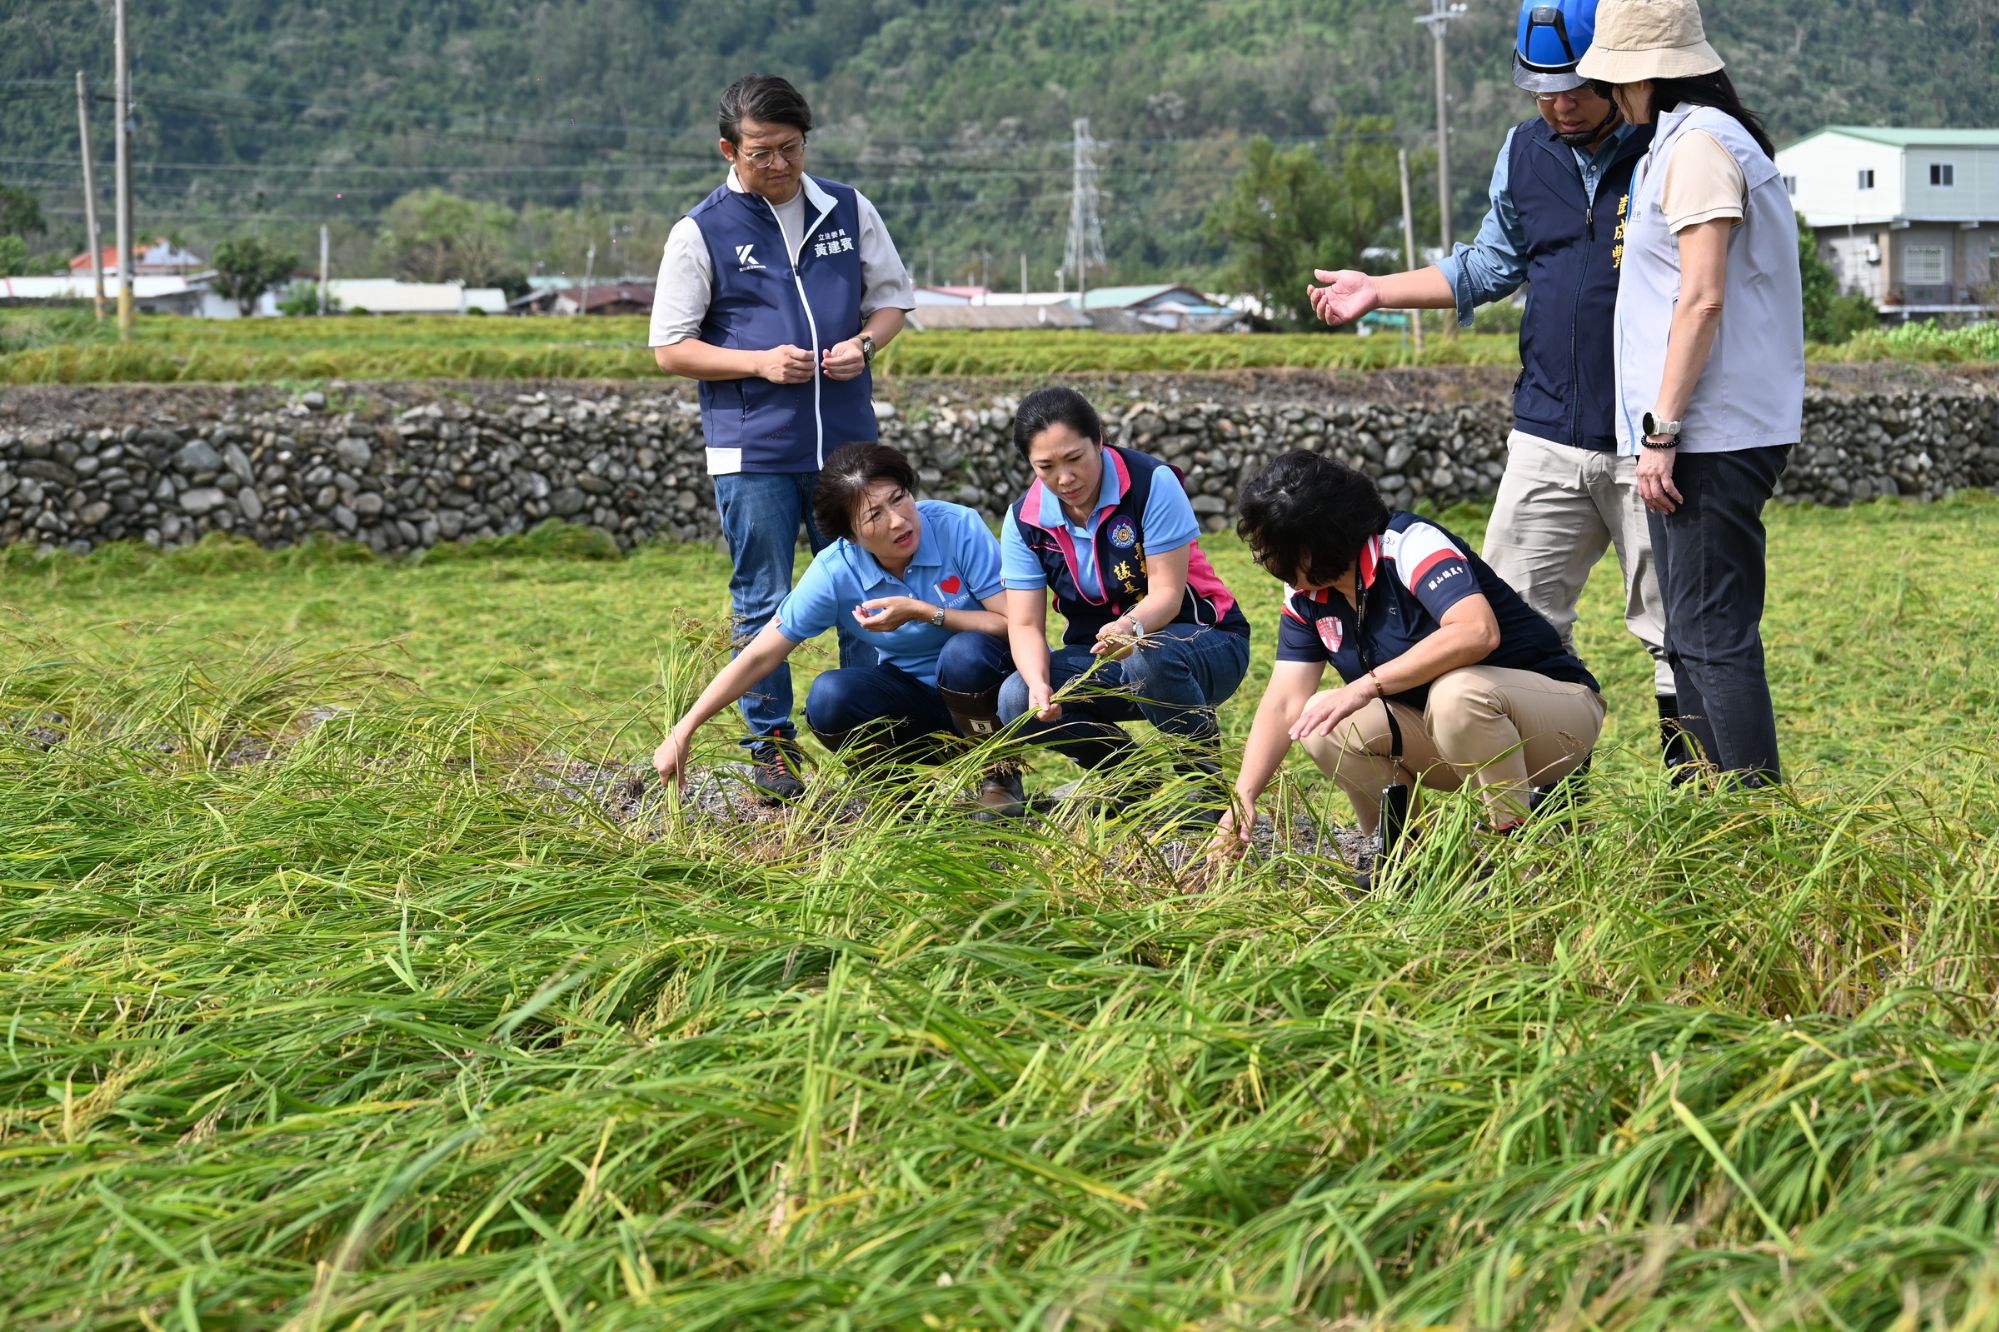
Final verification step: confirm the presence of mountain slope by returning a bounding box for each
[3,0,1993,285]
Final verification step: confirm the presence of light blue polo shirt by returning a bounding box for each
[775,499,1003,686]
[999,460,1199,599]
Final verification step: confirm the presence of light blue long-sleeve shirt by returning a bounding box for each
[1433,122,1640,327]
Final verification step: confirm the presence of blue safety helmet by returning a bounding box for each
[1513,0,1598,93]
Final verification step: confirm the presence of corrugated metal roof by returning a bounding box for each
[1787,126,1999,150]
[905,304,1091,331]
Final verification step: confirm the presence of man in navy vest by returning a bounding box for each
[650,73,915,801]
[1306,0,1693,776]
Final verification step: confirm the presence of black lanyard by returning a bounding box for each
[1349,542,1404,764]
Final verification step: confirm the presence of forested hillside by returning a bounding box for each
[3,0,1994,287]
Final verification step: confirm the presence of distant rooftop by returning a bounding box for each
[1787,126,1999,150]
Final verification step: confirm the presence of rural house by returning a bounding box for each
[1776,127,1999,318]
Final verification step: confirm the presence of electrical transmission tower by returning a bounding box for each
[1060,117,1106,301]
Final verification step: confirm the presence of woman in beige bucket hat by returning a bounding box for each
[1578,0,1803,785]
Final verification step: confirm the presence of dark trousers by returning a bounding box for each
[804,632,1013,755]
[998,622,1251,758]
[1648,445,1790,783]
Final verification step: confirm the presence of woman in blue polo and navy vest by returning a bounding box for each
[997,387,1251,802]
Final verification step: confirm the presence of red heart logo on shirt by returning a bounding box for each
[939,576,962,595]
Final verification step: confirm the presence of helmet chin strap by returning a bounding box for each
[1557,101,1622,148]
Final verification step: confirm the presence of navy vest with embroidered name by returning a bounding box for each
[1010,445,1251,647]
[1506,119,1653,452]
[688,176,878,472]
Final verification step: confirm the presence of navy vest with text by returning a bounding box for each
[1506,119,1653,452]
[688,176,877,472]
[1011,445,1251,648]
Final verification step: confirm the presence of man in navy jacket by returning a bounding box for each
[1306,0,1692,774]
[651,74,915,800]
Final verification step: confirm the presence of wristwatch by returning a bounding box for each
[929,605,946,628]
[858,333,876,367]
[1641,412,1682,448]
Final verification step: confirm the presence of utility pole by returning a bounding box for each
[318,225,329,315]
[1398,147,1425,352]
[113,0,134,339]
[1020,252,1028,296]
[1416,0,1469,265]
[576,241,595,316]
[1061,116,1106,304]
[74,71,106,321]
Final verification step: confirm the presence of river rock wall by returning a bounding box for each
[2,373,1994,555]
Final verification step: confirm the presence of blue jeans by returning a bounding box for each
[805,633,1013,755]
[1648,445,1790,783]
[999,623,1250,760]
[713,470,875,744]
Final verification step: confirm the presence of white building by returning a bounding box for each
[1776,126,1999,318]
[0,273,257,318]
[322,279,507,315]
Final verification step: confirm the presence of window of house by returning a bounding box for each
[1858,169,1875,190]
[1930,163,1955,187]
[1903,244,1947,285]
[1783,174,1798,195]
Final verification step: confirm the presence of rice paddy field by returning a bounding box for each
[3,308,1995,384]
[3,494,1999,1328]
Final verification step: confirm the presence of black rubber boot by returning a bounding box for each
[1658,694,1699,782]
[938,684,1006,742]
[1056,722,1139,773]
[1164,714,1227,829]
[1527,753,1592,817]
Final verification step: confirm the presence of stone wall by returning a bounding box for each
[1,372,1994,555]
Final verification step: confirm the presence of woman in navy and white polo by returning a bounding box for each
[997,387,1251,802]
[1215,450,1604,851]
[654,444,1021,812]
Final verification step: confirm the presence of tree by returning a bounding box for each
[375,190,517,286]
[1205,117,1429,330]
[0,184,45,240]
[211,236,299,316]
[0,234,28,278]
[277,281,341,317]
[1796,214,1877,345]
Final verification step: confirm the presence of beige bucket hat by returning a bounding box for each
[1574,0,1726,83]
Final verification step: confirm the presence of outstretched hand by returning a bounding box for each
[653,729,692,789]
[1191,808,1254,893]
[1307,269,1382,328]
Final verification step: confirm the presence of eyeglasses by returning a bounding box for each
[1535,81,1614,105]
[738,139,806,169]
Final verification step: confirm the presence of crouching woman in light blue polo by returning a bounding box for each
[654,443,1021,810]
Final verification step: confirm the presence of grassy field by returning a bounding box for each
[3,308,1994,385]
[0,309,1521,384]
[3,496,1998,1327]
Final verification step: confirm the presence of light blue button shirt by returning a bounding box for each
[1000,461,1199,600]
[1434,122,1639,327]
[776,499,1002,686]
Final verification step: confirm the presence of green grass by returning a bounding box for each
[0,310,1523,383]
[7,309,1990,384]
[3,496,1998,1327]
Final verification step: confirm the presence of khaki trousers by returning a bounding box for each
[1300,665,1605,831]
[1484,431,1672,694]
